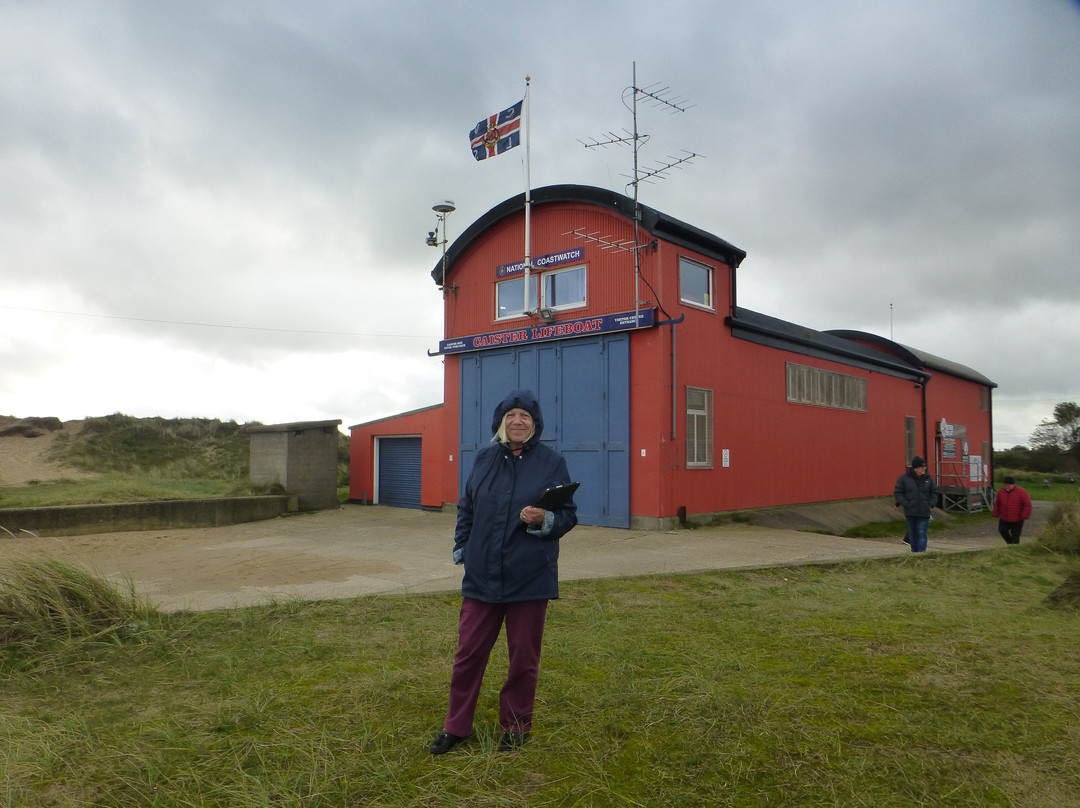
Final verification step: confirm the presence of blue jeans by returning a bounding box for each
[905,516,929,553]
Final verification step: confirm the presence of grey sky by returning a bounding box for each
[2,0,1078,447]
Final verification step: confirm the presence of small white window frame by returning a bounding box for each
[686,386,714,469]
[495,275,538,321]
[541,264,587,312]
[679,257,714,312]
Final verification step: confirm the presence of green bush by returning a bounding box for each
[0,558,157,656]
[1045,560,1080,609]
[47,413,252,479]
[1038,502,1080,554]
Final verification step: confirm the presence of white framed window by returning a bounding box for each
[542,265,586,310]
[496,275,538,320]
[495,264,586,321]
[785,362,868,412]
[679,257,713,311]
[686,386,714,469]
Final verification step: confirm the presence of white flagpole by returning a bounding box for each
[523,75,532,314]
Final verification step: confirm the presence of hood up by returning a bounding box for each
[491,389,544,447]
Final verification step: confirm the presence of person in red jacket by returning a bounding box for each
[992,476,1033,544]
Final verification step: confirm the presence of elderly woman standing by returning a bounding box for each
[430,389,577,755]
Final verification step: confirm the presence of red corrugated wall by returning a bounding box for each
[924,370,992,486]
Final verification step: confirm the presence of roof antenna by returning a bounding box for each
[573,62,701,326]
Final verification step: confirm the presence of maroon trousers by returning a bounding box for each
[443,597,549,737]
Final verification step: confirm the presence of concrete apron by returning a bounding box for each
[1,500,1046,612]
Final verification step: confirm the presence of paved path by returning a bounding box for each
[0,502,1051,612]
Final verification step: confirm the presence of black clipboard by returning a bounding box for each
[535,481,580,509]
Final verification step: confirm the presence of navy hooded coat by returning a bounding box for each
[453,390,577,603]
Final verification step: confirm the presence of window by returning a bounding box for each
[679,257,713,310]
[686,386,714,469]
[543,265,586,309]
[496,275,538,320]
[496,264,586,320]
[786,362,868,412]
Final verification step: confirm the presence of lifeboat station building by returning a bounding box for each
[349,184,996,529]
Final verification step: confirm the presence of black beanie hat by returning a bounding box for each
[1003,476,1015,485]
[910,456,926,469]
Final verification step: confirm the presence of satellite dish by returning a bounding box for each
[432,200,456,214]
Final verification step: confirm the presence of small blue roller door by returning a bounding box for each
[378,437,422,509]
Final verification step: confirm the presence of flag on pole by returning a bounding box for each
[469,100,523,161]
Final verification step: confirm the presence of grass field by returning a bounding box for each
[2,544,1078,807]
[993,470,1080,504]
[2,425,1078,805]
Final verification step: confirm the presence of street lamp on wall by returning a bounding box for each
[427,200,456,294]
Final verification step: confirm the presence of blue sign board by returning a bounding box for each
[495,247,585,278]
[434,308,655,355]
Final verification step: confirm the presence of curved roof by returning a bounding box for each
[429,184,747,285]
[728,308,929,382]
[826,329,997,387]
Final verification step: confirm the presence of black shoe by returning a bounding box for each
[429,731,466,755]
[497,731,528,752]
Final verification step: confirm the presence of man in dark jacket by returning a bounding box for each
[992,476,1033,544]
[894,456,937,553]
[430,389,577,755]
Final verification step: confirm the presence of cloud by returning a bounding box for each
[2,0,1079,447]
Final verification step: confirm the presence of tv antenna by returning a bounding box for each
[573,62,701,324]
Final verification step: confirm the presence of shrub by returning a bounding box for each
[1045,561,1080,609]
[0,558,156,654]
[47,414,251,478]
[1038,502,1080,554]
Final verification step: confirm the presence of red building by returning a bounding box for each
[350,185,995,528]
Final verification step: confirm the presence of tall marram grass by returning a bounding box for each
[1039,501,1080,554]
[0,558,157,655]
[47,413,252,478]
[1041,502,1080,608]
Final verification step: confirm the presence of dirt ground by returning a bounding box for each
[0,419,95,485]
[1,497,1051,613]
[0,506,468,611]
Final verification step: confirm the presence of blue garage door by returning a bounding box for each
[458,333,630,527]
[378,437,422,509]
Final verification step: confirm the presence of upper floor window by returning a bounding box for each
[543,265,586,310]
[679,257,713,311]
[496,264,586,321]
[496,275,537,320]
